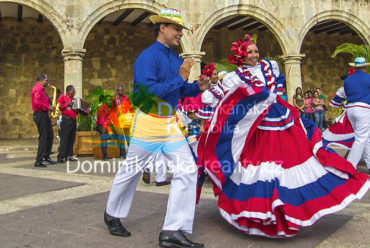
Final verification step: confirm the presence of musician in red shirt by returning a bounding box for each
[111,85,134,158]
[57,85,78,163]
[96,101,110,161]
[30,74,56,167]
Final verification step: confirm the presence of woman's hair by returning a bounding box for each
[295,87,303,96]
[313,90,319,97]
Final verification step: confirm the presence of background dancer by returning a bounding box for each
[344,57,370,172]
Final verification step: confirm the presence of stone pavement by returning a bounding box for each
[0,139,369,248]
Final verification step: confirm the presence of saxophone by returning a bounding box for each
[49,84,60,118]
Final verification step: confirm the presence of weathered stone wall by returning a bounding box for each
[82,21,183,96]
[0,18,63,138]
[82,22,155,96]
[301,32,363,119]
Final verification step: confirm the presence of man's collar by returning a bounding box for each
[155,40,172,51]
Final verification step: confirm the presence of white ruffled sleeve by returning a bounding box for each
[221,71,244,91]
[336,87,346,99]
[270,60,281,77]
[201,90,214,105]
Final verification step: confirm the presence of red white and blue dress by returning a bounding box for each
[322,87,355,150]
[196,82,225,120]
[197,60,370,238]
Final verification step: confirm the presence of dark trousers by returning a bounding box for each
[97,125,108,158]
[58,116,76,160]
[33,111,54,163]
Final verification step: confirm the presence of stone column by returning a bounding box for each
[180,51,205,83]
[280,54,305,104]
[62,49,86,98]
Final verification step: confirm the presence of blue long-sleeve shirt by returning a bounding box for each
[133,41,200,114]
[344,71,370,105]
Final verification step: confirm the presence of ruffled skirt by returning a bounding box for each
[197,87,369,238]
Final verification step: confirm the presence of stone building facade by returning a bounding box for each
[0,0,369,138]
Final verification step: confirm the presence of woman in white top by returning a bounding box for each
[196,34,369,238]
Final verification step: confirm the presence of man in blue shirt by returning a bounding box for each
[344,57,370,172]
[104,8,209,248]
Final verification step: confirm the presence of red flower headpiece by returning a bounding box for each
[228,34,255,66]
[201,63,216,78]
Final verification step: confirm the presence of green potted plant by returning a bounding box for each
[73,86,113,156]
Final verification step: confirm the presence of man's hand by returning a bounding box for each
[197,76,211,91]
[179,58,195,81]
[67,101,74,107]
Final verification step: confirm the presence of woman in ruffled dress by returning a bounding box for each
[197,34,369,238]
[196,63,225,133]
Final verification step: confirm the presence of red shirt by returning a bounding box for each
[31,82,50,111]
[111,95,133,113]
[97,103,109,129]
[57,93,77,119]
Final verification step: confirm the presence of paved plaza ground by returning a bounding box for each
[0,139,369,248]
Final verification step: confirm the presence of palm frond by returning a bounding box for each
[331,43,370,73]
[214,59,237,73]
[331,43,370,61]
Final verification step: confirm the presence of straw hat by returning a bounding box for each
[149,8,190,30]
[349,57,370,68]
[218,71,227,80]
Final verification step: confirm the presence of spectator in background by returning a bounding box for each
[317,87,325,101]
[303,91,314,121]
[307,90,313,99]
[281,87,288,101]
[312,90,325,131]
[293,87,304,116]
[316,87,327,128]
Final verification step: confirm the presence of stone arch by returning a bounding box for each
[0,0,67,46]
[297,10,370,52]
[196,4,291,55]
[78,1,164,49]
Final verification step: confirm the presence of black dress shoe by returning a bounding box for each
[68,157,78,161]
[104,211,131,237]
[142,170,151,184]
[159,230,204,248]
[44,157,57,164]
[156,181,171,187]
[34,161,47,168]
[57,158,65,163]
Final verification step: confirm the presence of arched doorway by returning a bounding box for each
[0,2,64,138]
[82,8,183,96]
[83,8,155,95]
[200,14,283,74]
[300,19,364,120]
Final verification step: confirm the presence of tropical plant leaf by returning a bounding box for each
[331,43,370,73]
[331,43,370,60]
[214,59,237,73]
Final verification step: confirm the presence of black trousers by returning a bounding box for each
[97,124,108,157]
[58,116,76,160]
[33,111,54,162]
